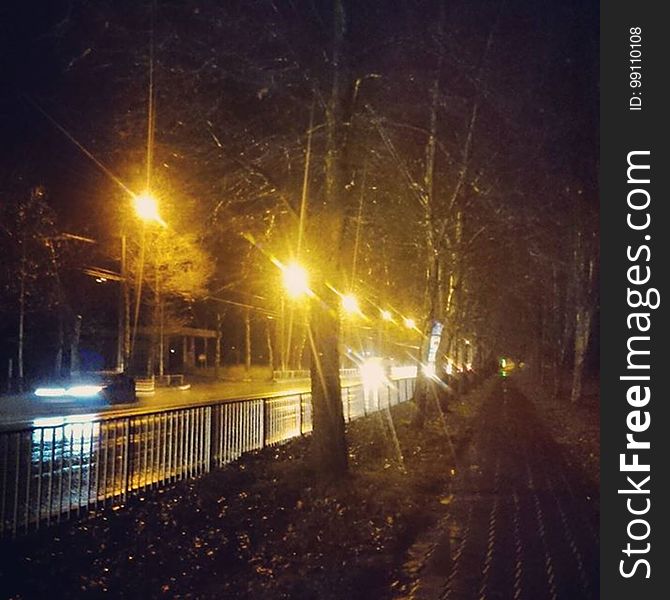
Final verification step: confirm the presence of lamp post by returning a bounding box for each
[116,234,129,373]
[279,295,286,372]
[379,309,392,356]
[340,293,361,359]
[279,262,310,372]
[129,192,166,374]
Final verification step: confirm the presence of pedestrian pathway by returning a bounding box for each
[408,378,599,600]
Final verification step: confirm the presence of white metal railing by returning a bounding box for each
[0,377,416,537]
[272,366,383,381]
[272,369,310,380]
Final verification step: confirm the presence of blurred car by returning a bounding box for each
[34,372,137,405]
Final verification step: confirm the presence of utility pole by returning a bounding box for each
[244,308,252,375]
[17,260,25,392]
[280,296,286,372]
[116,234,128,373]
[215,313,222,377]
[266,317,275,381]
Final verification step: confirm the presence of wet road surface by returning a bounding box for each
[411,378,599,600]
[0,378,337,428]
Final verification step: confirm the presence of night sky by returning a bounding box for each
[0,0,599,378]
[1,0,598,216]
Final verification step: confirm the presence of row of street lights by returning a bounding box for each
[118,204,412,374]
[279,260,418,331]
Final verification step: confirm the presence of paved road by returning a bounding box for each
[413,378,599,599]
[0,378,361,428]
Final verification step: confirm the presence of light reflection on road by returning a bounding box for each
[1,379,355,428]
[32,414,100,446]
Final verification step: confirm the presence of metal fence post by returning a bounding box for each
[346,387,351,422]
[12,434,20,537]
[122,418,131,501]
[207,406,215,472]
[262,398,267,448]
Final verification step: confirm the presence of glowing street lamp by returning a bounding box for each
[360,357,385,391]
[282,262,310,299]
[133,192,166,227]
[404,317,416,330]
[341,293,360,315]
[380,309,392,321]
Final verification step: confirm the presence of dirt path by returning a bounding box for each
[405,378,599,600]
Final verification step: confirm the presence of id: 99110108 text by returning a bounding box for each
[629,27,642,111]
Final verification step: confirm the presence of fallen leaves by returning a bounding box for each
[1,402,462,600]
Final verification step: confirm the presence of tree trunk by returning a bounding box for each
[70,314,82,376]
[570,307,591,404]
[306,0,349,479]
[149,268,160,376]
[6,359,13,394]
[570,249,596,404]
[158,299,165,377]
[286,308,295,369]
[147,346,154,377]
[297,325,308,370]
[309,285,348,478]
[413,5,446,429]
[123,268,130,370]
[54,314,64,378]
[279,297,286,372]
[17,270,25,392]
[189,337,196,369]
[117,234,127,373]
[550,265,563,398]
[266,318,275,381]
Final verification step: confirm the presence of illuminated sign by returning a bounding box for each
[426,321,443,366]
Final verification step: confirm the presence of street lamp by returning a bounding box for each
[404,317,416,330]
[282,262,310,299]
[133,192,166,227]
[380,309,392,321]
[341,293,360,315]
